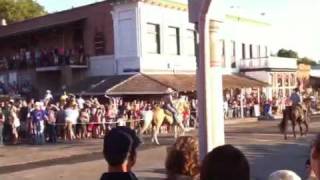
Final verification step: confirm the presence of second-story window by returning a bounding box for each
[264,46,268,57]
[147,23,160,54]
[220,40,225,57]
[168,26,180,55]
[231,41,236,68]
[185,29,196,56]
[249,44,253,59]
[242,43,246,59]
[94,32,105,55]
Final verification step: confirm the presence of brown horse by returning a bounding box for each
[279,98,311,140]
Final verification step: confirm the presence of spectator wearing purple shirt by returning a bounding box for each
[31,102,47,145]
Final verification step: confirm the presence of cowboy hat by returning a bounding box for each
[166,88,175,94]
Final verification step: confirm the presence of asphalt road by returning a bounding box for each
[0,117,319,180]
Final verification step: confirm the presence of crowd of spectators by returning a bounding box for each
[0,91,195,145]
[224,91,259,119]
[0,46,87,70]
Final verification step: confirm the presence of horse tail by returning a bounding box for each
[279,110,287,133]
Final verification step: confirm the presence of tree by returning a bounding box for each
[0,0,46,24]
[277,49,299,58]
[297,57,317,66]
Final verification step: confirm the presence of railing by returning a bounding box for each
[239,57,297,70]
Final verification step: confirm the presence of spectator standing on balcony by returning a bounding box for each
[35,48,41,67]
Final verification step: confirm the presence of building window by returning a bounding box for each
[220,40,225,57]
[146,23,160,54]
[94,32,105,55]
[264,46,268,57]
[242,43,246,59]
[249,44,253,59]
[185,29,196,56]
[231,41,236,68]
[168,26,180,55]
[257,45,261,58]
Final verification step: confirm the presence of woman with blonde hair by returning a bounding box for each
[165,136,200,180]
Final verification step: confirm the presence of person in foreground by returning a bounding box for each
[268,170,301,180]
[100,126,141,180]
[310,133,320,180]
[200,144,250,180]
[165,136,200,180]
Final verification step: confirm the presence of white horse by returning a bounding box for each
[139,99,188,145]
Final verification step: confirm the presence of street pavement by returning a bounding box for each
[1,117,320,180]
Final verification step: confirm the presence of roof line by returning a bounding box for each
[140,73,175,90]
[105,74,139,94]
[1,1,108,27]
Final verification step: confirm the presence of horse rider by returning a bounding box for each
[163,88,179,124]
[289,88,306,114]
[290,88,302,107]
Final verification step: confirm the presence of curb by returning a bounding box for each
[225,118,258,125]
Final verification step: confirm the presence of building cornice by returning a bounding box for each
[110,0,187,11]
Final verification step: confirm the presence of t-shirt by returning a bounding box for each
[100,172,138,180]
[31,110,47,123]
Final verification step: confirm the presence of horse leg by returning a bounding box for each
[304,121,309,135]
[151,125,156,143]
[174,125,179,139]
[292,121,296,139]
[154,124,161,145]
[298,121,303,137]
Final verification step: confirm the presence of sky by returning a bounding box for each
[36,0,320,60]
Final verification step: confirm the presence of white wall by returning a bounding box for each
[139,2,197,73]
[219,15,272,73]
[88,55,115,76]
[112,3,141,74]
[244,71,269,83]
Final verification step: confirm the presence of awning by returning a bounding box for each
[106,73,268,95]
[223,74,269,88]
[0,18,85,38]
[106,74,173,95]
[66,75,132,96]
[68,73,269,96]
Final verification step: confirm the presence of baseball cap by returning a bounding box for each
[103,127,141,165]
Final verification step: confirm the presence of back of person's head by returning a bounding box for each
[310,133,320,179]
[200,144,250,180]
[268,170,301,180]
[165,136,200,178]
[103,127,141,167]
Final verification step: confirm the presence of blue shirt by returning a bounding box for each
[290,93,301,105]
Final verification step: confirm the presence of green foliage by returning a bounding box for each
[277,48,299,58]
[297,57,317,66]
[0,0,46,24]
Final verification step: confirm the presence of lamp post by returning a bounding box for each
[189,0,225,160]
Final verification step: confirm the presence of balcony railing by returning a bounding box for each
[0,53,88,72]
[239,57,297,70]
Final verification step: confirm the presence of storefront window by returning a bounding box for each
[285,74,289,86]
[277,74,282,87]
[291,73,296,86]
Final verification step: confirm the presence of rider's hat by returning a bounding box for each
[166,88,175,94]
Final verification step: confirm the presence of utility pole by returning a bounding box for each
[189,0,225,160]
